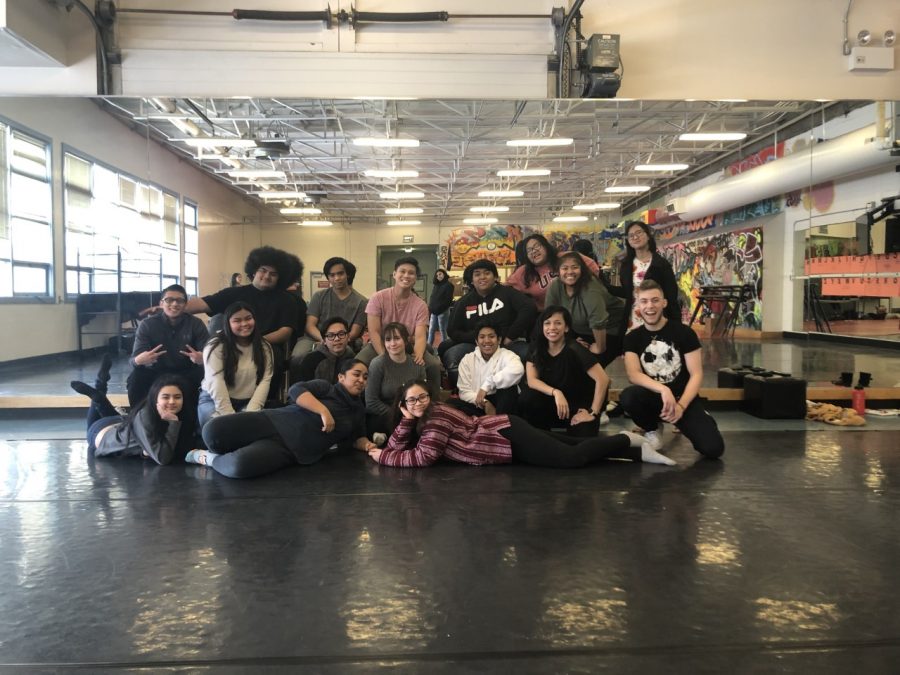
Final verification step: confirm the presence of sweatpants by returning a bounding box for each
[500,415,635,468]
[517,387,600,437]
[447,386,520,417]
[201,412,296,479]
[618,385,725,459]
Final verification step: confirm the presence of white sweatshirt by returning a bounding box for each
[201,341,273,417]
[457,347,525,404]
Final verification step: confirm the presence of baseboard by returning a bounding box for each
[784,331,900,351]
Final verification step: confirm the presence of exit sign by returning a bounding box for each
[402,235,414,243]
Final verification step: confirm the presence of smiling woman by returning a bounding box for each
[185,359,379,479]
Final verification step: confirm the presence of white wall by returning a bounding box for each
[0,98,265,362]
[1,1,899,98]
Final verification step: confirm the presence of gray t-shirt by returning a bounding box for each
[307,287,368,329]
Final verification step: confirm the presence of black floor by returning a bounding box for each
[1,429,899,671]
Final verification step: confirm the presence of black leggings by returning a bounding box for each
[500,415,635,468]
[201,412,296,479]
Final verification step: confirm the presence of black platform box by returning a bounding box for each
[742,374,807,419]
[718,366,779,388]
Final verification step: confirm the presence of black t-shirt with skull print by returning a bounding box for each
[623,320,701,398]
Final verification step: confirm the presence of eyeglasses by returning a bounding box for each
[324,330,348,340]
[161,297,187,305]
[525,245,544,254]
[627,231,647,240]
[404,392,431,406]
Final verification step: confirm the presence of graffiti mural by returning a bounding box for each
[444,224,530,269]
[659,227,764,329]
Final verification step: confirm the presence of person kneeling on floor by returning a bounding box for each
[619,280,725,459]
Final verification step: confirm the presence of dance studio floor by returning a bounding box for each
[1,338,899,671]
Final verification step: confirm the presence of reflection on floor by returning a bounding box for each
[0,428,898,670]
[803,319,900,341]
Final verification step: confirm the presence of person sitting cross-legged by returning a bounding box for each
[450,322,524,417]
[619,279,725,460]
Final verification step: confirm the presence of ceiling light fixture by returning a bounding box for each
[678,132,747,141]
[182,138,258,148]
[387,220,422,226]
[252,191,307,199]
[469,206,509,213]
[506,137,574,147]
[300,220,333,227]
[604,186,651,194]
[477,190,524,198]
[463,217,499,224]
[497,169,551,177]
[353,137,420,148]
[553,216,589,222]
[385,207,423,215]
[364,169,420,178]
[226,169,287,179]
[280,207,322,215]
[379,191,424,200]
[573,202,621,210]
[634,163,689,172]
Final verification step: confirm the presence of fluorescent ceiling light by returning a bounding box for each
[496,169,551,177]
[463,217,499,224]
[300,221,333,227]
[227,170,286,179]
[573,202,621,210]
[252,191,307,199]
[470,206,509,213]
[280,207,321,215]
[506,137,573,147]
[379,191,424,200]
[634,163,689,172]
[478,190,524,198]
[364,169,419,178]
[385,207,423,215]
[678,132,747,141]
[604,186,651,194]
[182,138,257,148]
[354,137,420,148]
[387,220,422,226]
[553,216,589,222]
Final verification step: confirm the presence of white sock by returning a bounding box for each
[618,431,646,448]
[641,442,677,466]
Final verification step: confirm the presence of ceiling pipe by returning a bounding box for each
[666,123,895,222]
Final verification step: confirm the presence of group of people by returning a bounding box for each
[71,220,725,479]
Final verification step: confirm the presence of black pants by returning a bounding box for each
[447,386,520,417]
[127,366,203,407]
[618,385,725,459]
[517,388,599,437]
[201,412,296,479]
[499,415,634,468]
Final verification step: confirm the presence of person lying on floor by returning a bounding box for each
[185,359,378,479]
[71,355,197,465]
[364,379,675,468]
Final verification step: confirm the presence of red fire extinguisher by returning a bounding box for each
[852,386,866,416]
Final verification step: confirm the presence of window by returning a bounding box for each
[183,200,199,297]
[64,150,181,294]
[0,123,53,298]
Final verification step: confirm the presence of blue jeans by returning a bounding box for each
[427,310,450,346]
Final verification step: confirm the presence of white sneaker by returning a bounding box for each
[598,412,610,426]
[644,429,664,452]
[372,432,387,446]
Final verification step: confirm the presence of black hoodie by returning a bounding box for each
[446,283,537,345]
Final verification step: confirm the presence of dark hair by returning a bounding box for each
[466,259,499,279]
[623,220,657,258]
[529,305,573,373]
[521,234,558,287]
[337,358,367,376]
[637,279,663,293]
[323,257,357,285]
[382,321,411,349]
[394,256,420,274]
[205,302,272,388]
[433,268,449,284]
[390,378,434,435]
[321,316,350,335]
[244,246,302,291]
[230,273,242,287]
[514,239,528,268]
[572,239,598,263]
[161,283,188,300]
[475,320,504,343]
[126,373,197,456]
[555,252,592,296]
